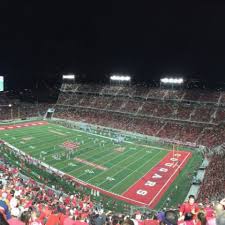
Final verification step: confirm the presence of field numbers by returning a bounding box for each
[136,189,148,196]
[106,177,115,181]
[85,169,94,174]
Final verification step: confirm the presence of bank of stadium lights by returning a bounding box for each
[160,78,184,84]
[110,75,131,81]
[62,74,75,80]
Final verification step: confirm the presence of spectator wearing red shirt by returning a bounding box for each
[63,211,76,225]
[179,195,199,220]
[46,209,60,225]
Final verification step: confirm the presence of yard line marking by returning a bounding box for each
[109,151,163,191]
[48,130,66,136]
[85,150,144,182]
[43,140,112,165]
[59,142,134,176]
[71,127,169,151]
[58,144,126,174]
[97,152,159,187]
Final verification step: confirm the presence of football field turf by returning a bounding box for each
[0,121,192,207]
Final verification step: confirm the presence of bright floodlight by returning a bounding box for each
[8,104,12,107]
[160,77,183,84]
[110,75,131,81]
[62,74,75,80]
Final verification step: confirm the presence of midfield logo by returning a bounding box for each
[62,141,80,150]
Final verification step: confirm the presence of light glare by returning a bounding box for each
[62,74,75,80]
[160,77,184,84]
[110,75,131,81]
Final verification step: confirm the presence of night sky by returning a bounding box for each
[0,1,225,89]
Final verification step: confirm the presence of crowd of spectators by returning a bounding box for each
[0,103,52,121]
[1,97,224,149]
[54,107,225,148]
[53,84,225,149]
[56,91,225,124]
[61,83,225,104]
[1,155,225,225]
[197,153,225,203]
[0,158,95,225]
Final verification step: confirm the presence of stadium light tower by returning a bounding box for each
[160,77,184,89]
[109,74,131,85]
[62,74,75,80]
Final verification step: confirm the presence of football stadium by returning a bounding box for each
[1,76,225,222]
[1,2,225,224]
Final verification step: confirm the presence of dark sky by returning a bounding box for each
[1,1,225,89]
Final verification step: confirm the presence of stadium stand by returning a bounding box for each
[0,91,52,121]
[1,84,225,224]
[54,84,225,149]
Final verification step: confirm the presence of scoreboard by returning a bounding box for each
[0,76,3,91]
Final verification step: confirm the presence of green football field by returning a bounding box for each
[0,121,202,208]
[0,122,168,192]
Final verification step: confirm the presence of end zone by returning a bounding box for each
[0,121,48,130]
[122,150,192,208]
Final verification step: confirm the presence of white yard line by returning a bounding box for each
[71,128,169,151]
[63,147,138,176]
[85,150,144,182]
[120,151,173,195]
[109,151,163,191]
